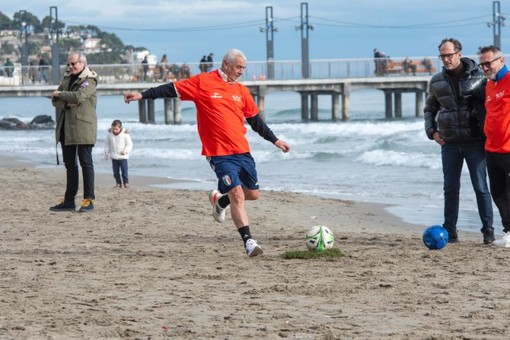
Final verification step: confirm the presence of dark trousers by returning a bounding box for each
[441,142,493,231]
[486,152,510,232]
[112,159,129,185]
[61,144,95,202]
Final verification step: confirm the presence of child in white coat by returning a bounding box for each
[104,120,133,188]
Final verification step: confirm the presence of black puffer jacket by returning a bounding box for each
[424,57,487,143]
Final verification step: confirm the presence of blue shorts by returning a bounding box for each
[207,153,259,194]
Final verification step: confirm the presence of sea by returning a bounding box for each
[0,90,500,235]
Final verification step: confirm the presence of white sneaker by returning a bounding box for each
[493,232,510,247]
[245,239,263,257]
[208,190,228,223]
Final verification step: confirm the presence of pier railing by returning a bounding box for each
[0,56,448,86]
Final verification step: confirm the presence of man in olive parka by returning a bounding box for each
[50,52,98,212]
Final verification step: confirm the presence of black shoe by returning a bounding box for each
[49,200,76,212]
[481,227,495,245]
[447,229,459,243]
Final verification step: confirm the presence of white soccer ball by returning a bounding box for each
[306,225,334,251]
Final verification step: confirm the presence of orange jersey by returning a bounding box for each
[175,70,259,156]
[485,73,510,153]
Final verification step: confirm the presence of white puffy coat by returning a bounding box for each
[104,128,133,160]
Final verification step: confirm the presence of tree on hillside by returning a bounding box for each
[12,11,40,33]
[97,31,124,52]
[41,16,65,36]
[0,12,13,30]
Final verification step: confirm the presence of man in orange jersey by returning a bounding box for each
[124,49,290,257]
[479,45,510,246]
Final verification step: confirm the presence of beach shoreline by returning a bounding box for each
[6,155,510,338]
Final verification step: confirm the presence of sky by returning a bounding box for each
[2,0,508,64]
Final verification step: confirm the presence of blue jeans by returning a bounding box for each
[441,141,493,231]
[112,159,129,185]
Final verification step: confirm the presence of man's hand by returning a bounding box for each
[433,131,445,146]
[275,139,290,153]
[124,92,142,103]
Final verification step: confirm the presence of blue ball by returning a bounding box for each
[422,225,449,250]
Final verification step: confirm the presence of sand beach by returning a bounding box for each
[0,156,509,339]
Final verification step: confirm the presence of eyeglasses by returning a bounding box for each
[478,57,502,69]
[438,52,459,61]
[66,61,79,67]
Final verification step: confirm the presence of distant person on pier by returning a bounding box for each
[403,57,416,75]
[141,55,149,82]
[478,45,510,246]
[373,48,383,76]
[159,54,168,81]
[422,57,434,75]
[4,58,14,77]
[199,55,207,73]
[423,37,493,244]
[50,52,98,213]
[124,48,290,257]
[206,53,214,72]
[38,55,49,84]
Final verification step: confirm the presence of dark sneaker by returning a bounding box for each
[78,199,94,212]
[481,227,495,245]
[447,229,459,243]
[49,200,76,212]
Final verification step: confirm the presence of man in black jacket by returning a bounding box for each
[424,38,494,244]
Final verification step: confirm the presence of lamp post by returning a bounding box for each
[488,1,505,49]
[297,2,313,79]
[50,6,60,84]
[261,6,277,80]
[18,10,28,84]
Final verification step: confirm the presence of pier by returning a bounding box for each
[0,76,430,123]
[0,58,435,123]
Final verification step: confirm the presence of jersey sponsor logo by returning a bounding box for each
[231,95,241,102]
[222,175,232,186]
[495,91,505,99]
[211,92,222,99]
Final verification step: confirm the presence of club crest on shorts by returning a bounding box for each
[222,175,232,186]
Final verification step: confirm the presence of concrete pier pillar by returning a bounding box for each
[174,98,182,124]
[311,94,319,121]
[384,91,393,119]
[394,91,402,118]
[332,93,340,121]
[138,100,147,123]
[342,83,351,121]
[301,92,309,120]
[164,98,174,124]
[415,91,424,117]
[147,99,155,123]
[257,94,266,120]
